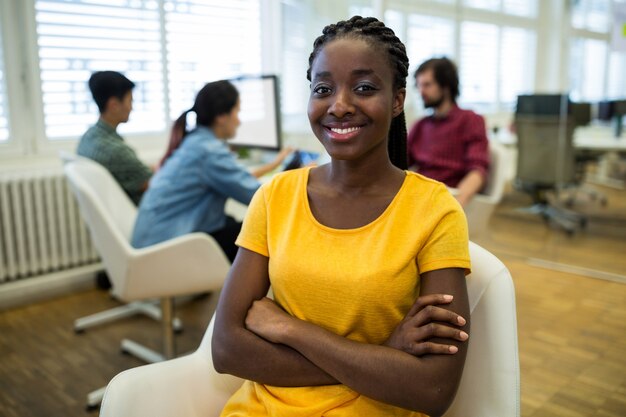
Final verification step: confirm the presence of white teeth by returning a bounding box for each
[330,127,360,134]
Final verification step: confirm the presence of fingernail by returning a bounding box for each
[459,331,469,340]
[449,345,458,353]
[443,295,453,301]
[457,316,466,325]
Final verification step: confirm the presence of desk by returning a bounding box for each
[573,135,626,152]
[491,128,626,152]
[490,127,626,188]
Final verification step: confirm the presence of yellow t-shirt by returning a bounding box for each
[222,167,471,417]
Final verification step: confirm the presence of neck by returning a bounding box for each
[99,114,120,130]
[211,125,228,140]
[434,99,455,118]
[325,147,401,193]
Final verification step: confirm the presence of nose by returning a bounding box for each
[327,88,355,118]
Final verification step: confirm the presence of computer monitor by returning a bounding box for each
[228,75,282,151]
[598,99,626,137]
[570,102,591,126]
[516,94,590,127]
[515,94,570,116]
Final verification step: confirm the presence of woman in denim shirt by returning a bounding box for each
[131,80,290,261]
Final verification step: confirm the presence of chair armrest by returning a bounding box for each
[119,233,231,300]
[100,351,242,417]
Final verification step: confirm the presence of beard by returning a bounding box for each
[423,95,445,109]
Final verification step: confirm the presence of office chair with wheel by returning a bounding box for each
[64,158,231,409]
[99,242,520,417]
[514,115,587,234]
[59,152,177,332]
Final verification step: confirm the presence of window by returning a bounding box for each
[570,38,608,102]
[499,27,536,105]
[464,0,537,17]
[34,0,166,139]
[164,0,263,119]
[405,14,455,73]
[571,0,612,32]
[0,28,9,142]
[608,51,626,99]
[33,0,263,141]
[568,0,625,101]
[459,21,498,105]
[281,1,310,118]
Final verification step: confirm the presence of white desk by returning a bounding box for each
[490,127,626,152]
[574,135,626,152]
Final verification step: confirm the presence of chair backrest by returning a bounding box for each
[197,242,519,416]
[463,141,510,238]
[443,241,520,417]
[515,115,576,187]
[481,140,508,202]
[64,159,137,290]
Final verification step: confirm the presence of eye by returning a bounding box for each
[355,83,377,93]
[312,84,332,95]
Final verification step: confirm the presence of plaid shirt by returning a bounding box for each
[77,119,152,205]
[407,104,490,188]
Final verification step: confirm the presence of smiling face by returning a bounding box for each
[307,37,405,163]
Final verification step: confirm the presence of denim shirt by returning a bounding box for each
[131,126,260,248]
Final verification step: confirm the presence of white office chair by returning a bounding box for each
[99,242,520,417]
[64,159,231,409]
[452,141,510,239]
[59,151,178,334]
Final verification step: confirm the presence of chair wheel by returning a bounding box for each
[121,348,130,355]
[85,404,99,412]
[74,328,85,334]
[174,326,184,335]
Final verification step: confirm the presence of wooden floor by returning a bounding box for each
[1,185,625,417]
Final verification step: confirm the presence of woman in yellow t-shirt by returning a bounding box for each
[212,16,471,417]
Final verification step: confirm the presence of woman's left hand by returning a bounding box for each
[245,297,293,343]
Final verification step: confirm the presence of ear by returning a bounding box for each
[214,113,228,127]
[105,96,120,113]
[392,88,406,118]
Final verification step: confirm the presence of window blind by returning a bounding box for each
[164,0,263,119]
[570,38,608,101]
[34,0,166,139]
[280,0,309,117]
[460,21,498,105]
[464,0,537,17]
[608,51,626,99]
[571,0,611,33]
[499,27,536,105]
[406,14,455,73]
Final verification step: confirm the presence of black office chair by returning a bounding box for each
[514,115,587,234]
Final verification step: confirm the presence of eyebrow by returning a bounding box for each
[313,68,375,79]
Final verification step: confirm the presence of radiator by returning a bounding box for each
[0,169,99,282]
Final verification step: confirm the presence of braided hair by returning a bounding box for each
[307,16,409,169]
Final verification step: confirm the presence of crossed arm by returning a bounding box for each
[211,248,470,416]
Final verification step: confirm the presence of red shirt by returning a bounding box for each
[407,105,490,188]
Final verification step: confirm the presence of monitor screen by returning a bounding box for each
[515,94,570,116]
[228,75,282,150]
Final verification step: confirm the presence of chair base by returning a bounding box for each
[85,297,177,410]
[74,300,183,333]
[517,203,586,235]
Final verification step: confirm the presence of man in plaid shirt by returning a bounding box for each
[77,71,153,206]
[408,58,489,207]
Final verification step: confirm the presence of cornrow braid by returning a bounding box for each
[307,16,409,169]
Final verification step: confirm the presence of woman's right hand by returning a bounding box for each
[383,294,469,356]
